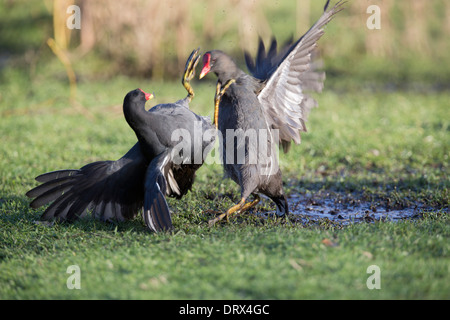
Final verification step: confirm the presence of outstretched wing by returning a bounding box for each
[254,1,345,151]
[245,36,294,81]
[26,143,148,222]
[142,150,173,232]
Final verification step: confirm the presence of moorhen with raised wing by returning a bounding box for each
[199,1,345,225]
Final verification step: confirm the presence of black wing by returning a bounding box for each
[245,36,294,81]
[142,150,173,232]
[26,143,148,222]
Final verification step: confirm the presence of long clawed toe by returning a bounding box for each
[184,48,201,81]
[214,79,236,102]
[207,195,260,227]
[183,48,201,101]
[208,198,245,227]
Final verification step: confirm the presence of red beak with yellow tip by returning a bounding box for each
[139,88,154,101]
[199,53,211,79]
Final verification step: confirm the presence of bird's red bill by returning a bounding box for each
[139,88,154,101]
[199,53,211,79]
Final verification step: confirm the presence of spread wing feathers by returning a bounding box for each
[34,169,77,183]
[143,150,173,232]
[26,143,147,222]
[254,1,345,150]
[245,36,294,81]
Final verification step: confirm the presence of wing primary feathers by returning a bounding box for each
[143,151,173,233]
[65,197,91,221]
[42,192,76,221]
[27,143,148,222]
[267,37,277,60]
[253,0,345,149]
[35,170,77,183]
[143,190,172,233]
[26,175,76,199]
[244,51,255,75]
[40,194,69,220]
[256,37,266,71]
[29,181,74,209]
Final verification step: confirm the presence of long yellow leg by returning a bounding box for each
[213,79,235,129]
[213,81,222,129]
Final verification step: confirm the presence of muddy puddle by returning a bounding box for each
[285,192,429,225]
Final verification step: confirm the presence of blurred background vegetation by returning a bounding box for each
[1,0,450,88]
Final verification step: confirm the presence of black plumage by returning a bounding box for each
[26,49,214,232]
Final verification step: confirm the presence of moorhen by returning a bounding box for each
[199,1,345,225]
[26,49,215,232]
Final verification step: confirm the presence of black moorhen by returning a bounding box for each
[26,49,215,232]
[199,1,344,225]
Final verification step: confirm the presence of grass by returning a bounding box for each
[0,62,448,299]
[1,214,447,299]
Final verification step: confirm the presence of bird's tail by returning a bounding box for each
[271,194,289,216]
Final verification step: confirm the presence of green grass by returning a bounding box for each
[0,62,448,299]
[1,214,447,299]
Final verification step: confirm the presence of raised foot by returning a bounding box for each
[182,48,201,101]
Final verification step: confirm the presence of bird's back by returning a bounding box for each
[147,101,214,166]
